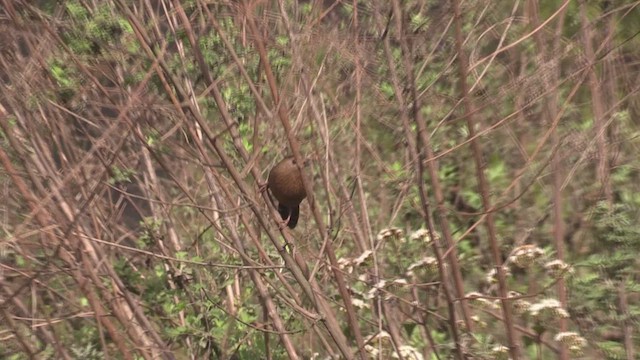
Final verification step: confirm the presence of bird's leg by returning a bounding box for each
[276,214,292,230]
[281,212,292,229]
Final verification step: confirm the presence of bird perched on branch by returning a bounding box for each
[267,157,307,229]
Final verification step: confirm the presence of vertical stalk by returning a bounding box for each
[451,0,519,358]
[527,0,569,358]
[386,1,471,358]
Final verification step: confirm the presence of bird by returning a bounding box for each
[267,157,307,229]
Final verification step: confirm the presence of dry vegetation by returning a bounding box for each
[1,0,639,359]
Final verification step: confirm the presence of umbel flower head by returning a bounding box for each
[409,228,433,245]
[509,244,545,268]
[544,259,574,278]
[490,345,510,360]
[466,292,499,310]
[364,331,393,358]
[508,291,531,316]
[406,256,439,280]
[529,298,569,325]
[392,345,423,360]
[486,266,511,283]
[376,227,404,248]
[555,332,587,356]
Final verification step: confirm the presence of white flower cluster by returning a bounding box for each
[409,228,433,244]
[376,227,404,248]
[555,331,587,356]
[406,256,439,280]
[364,331,423,360]
[544,259,574,278]
[490,345,510,360]
[337,250,373,274]
[509,245,545,268]
[529,298,570,324]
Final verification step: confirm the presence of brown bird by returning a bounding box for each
[267,157,307,229]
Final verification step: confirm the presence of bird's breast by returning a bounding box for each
[268,167,306,206]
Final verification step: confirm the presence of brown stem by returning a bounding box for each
[451,0,519,358]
